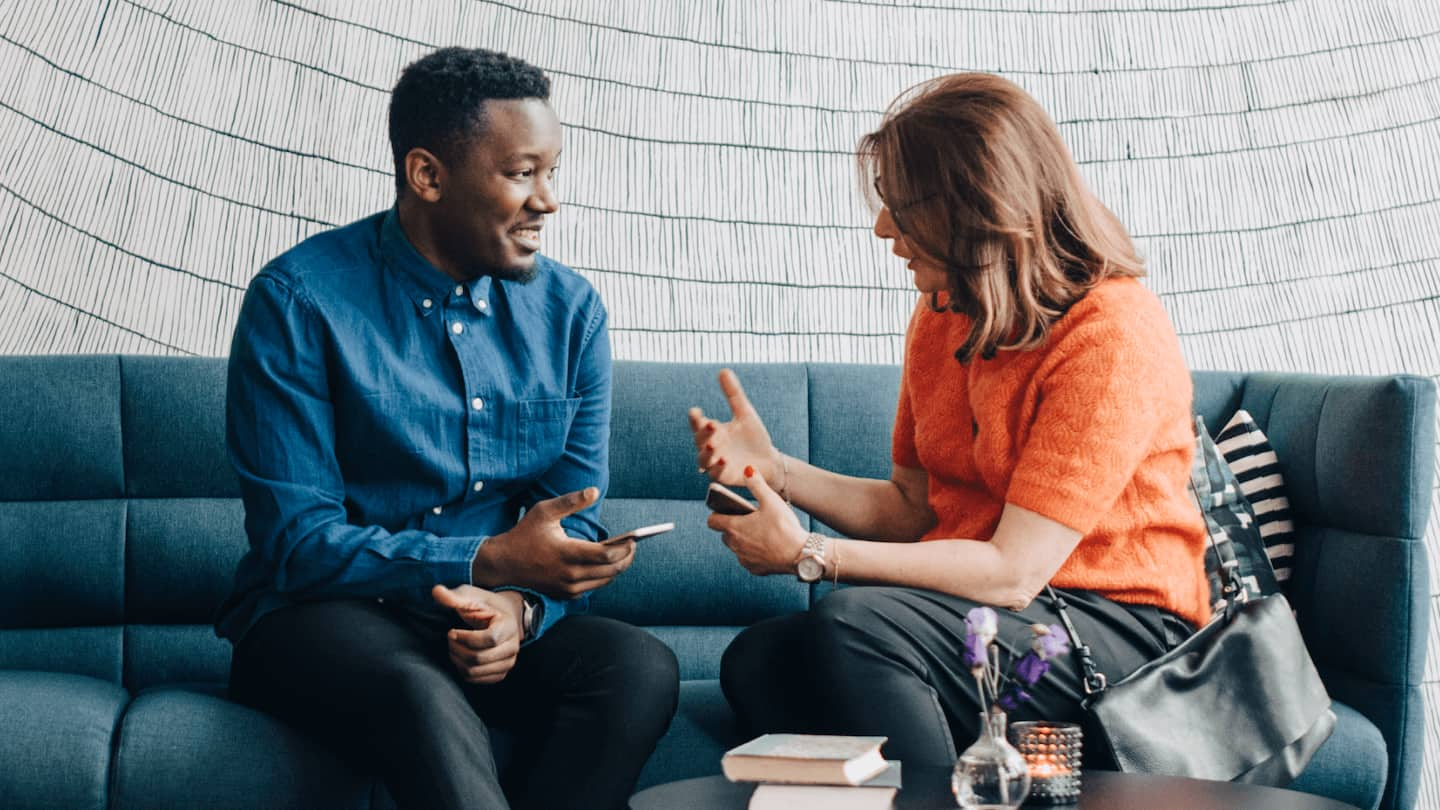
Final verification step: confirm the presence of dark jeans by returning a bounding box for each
[721,586,1191,768]
[230,600,680,810]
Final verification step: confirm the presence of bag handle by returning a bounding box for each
[1047,435,1243,697]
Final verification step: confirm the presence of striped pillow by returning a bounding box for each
[1215,410,1296,587]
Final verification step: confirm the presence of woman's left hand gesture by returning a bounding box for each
[709,467,808,576]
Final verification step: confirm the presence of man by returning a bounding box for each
[216,47,679,810]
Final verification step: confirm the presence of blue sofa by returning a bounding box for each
[0,356,1431,809]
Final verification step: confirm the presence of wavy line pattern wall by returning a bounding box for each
[3,0,1440,801]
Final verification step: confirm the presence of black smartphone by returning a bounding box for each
[706,482,757,515]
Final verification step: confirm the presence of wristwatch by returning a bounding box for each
[519,593,542,641]
[796,532,829,583]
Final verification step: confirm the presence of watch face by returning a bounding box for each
[797,555,825,582]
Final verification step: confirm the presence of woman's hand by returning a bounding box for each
[708,466,807,576]
[689,369,781,488]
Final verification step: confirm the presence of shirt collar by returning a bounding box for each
[380,207,495,317]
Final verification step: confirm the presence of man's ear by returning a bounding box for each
[404,148,446,203]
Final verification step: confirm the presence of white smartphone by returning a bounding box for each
[706,482,757,516]
[601,522,676,545]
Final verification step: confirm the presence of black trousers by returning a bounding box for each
[721,586,1191,769]
[230,600,679,810]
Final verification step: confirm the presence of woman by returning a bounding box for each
[690,73,1208,768]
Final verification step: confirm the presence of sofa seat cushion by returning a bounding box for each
[1288,700,1387,810]
[0,670,129,810]
[636,679,741,791]
[110,688,379,810]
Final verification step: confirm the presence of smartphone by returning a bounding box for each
[601,522,676,545]
[706,482,757,516]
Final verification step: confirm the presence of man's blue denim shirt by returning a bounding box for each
[216,209,612,643]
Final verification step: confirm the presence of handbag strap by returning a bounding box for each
[1046,458,1243,698]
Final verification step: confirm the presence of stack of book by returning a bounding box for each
[721,733,902,810]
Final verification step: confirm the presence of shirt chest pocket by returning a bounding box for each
[514,396,583,477]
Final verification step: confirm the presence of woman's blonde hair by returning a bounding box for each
[858,73,1145,362]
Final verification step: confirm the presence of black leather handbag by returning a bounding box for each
[1048,500,1336,785]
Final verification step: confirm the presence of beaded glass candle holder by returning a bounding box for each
[1007,721,1082,804]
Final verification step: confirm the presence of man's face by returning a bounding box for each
[433,98,563,282]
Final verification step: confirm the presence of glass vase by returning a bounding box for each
[952,709,1031,810]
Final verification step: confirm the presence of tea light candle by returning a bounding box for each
[1008,721,1082,804]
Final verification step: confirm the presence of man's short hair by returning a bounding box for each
[388,47,551,194]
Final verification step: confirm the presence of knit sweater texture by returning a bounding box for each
[892,277,1211,628]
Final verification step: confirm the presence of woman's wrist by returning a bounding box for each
[771,447,791,503]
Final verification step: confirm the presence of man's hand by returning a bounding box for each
[432,585,524,685]
[470,487,635,599]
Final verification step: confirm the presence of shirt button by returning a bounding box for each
[421,298,433,309]
[473,481,484,492]
[432,506,442,515]
[455,285,465,296]
[451,322,464,335]
[471,397,484,411]
[477,300,488,311]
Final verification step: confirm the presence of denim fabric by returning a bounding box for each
[0,671,128,810]
[217,209,611,643]
[121,356,237,499]
[1289,700,1388,810]
[0,355,123,501]
[111,689,376,810]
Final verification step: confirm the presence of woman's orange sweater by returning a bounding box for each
[892,277,1211,628]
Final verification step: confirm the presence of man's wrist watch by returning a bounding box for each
[519,594,541,641]
[796,532,829,583]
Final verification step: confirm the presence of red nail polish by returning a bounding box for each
[744,465,755,477]
[716,458,726,467]
[704,443,714,451]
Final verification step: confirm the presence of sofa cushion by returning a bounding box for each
[111,688,377,810]
[1191,416,1280,608]
[0,499,125,629]
[609,362,810,501]
[0,355,124,500]
[123,625,233,693]
[589,497,809,633]
[120,356,237,499]
[126,498,248,624]
[1216,409,1297,587]
[1289,700,1387,810]
[0,671,129,810]
[636,679,740,790]
[0,626,123,683]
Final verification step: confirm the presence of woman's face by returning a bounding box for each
[873,206,949,293]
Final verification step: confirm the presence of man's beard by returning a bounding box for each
[480,262,540,284]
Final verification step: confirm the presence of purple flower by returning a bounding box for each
[966,607,998,645]
[963,631,990,667]
[1014,652,1049,686]
[998,686,1031,712]
[1031,624,1071,660]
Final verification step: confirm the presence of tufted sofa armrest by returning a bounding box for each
[1234,373,1435,810]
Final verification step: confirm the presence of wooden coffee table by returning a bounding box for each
[629,766,1360,809]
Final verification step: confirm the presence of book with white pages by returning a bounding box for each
[721,733,889,786]
[748,761,902,810]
